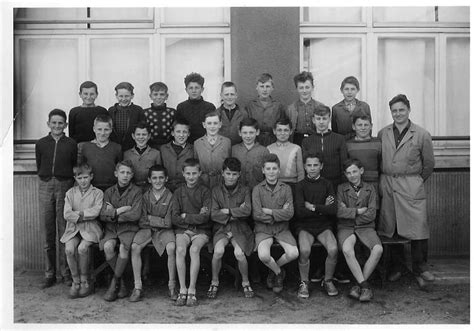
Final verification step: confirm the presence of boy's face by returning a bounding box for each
[116,88,133,107]
[47,115,67,137]
[296,80,314,102]
[239,126,259,145]
[183,165,201,187]
[79,87,98,106]
[221,86,237,108]
[341,83,359,102]
[312,113,330,133]
[132,128,150,148]
[273,124,292,143]
[344,164,364,186]
[256,80,274,99]
[202,115,222,136]
[222,168,240,187]
[185,82,204,100]
[171,124,190,146]
[390,101,410,126]
[352,118,372,140]
[262,162,280,183]
[148,170,167,191]
[75,172,93,191]
[115,165,134,187]
[150,89,168,106]
[304,157,323,179]
[93,121,112,143]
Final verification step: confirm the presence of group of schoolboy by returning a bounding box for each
[35,70,428,309]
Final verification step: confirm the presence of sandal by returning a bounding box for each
[175,293,187,306]
[186,293,198,306]
[207,284,219,299]
[243,284,255,298]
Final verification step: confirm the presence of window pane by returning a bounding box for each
[162,7,227,25]
[446,38,469,136]
[303,7,363,23]
[15,38,79,140]
[14,8,87,29]
[89,38,150,110]
[304,38,362,109]
[89,7,153,29]
[373,7,435,22]
[164,38,224,107]
[438,6,470,22]
[377,38,435,133]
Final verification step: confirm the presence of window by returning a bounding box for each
[373,6,470,25]
[301,7,364,25]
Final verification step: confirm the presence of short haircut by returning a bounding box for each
[182,158,201,171]
[133,122,150,134]
[115,82,134,94]
[256,73,273,85]
[94,114,113,128]
[340,76,360,91]
[73,163,93,177]
[148,164,168,178]
[263,153,280,167]
[172,118,190,130]
[343,158,363,172]
[351,110,372,124]
[115,159,135,173]
[204,110,221,121]
[239,117,259,131]
[293,71,314,87]
[389,94,410,109]
[222,157,241,172]
[79,81,98,94]
[273,117,292,130]
[48,108,67,122]
[304,152,324,165]
[221,81,237,92]
[149,82,168,93]
[313,105,331,117]
[184,72,205,87]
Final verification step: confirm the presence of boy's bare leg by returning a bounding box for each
[230,238,249,284]
[257,238,280,274]
[298,231,315,282]
[276,240,299,267]
[341,235,364,283]
[176,234,191,293]
[212,238,229,285]
[165,242,177,290]
[317,230,338,281]
[363,244,383,280]
[77,240,93,283]
[65,237,80,284]
[103,239,118,270]
[188,236,208,294]
[131,239,151,290]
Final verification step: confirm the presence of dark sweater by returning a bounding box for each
[108,103,146,151]
[143,103,176,148]
[294,176,337,232]
[35,134,77,181]
[68,105,109,143]
[346,137,382,183]
[176,97,215,143]
[301,130,348,186]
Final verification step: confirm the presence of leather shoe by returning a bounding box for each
[117,278,129,299]
[104,277,118,301]
[388,271,402,282]
[78,281,92,297]
[129,288,143,302]
[40,277,56,289]
[415,275,427,289]
[63,275,73,287]
[420,271,435,281]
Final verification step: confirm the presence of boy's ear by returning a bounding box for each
[352,123,356,131]
[64,122,68,129]
[90,173,94,179]
[256,129,260,136]
[360,167,364,175]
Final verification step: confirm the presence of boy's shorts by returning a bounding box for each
[337,227,381,250]
[294,225,333,240]
[133,228,175,256]
[176,230,209,246]
[255,228,297,248]
[99,229,136,251]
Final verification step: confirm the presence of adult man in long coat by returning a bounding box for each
[377,94,435,288]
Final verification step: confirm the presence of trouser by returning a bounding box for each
[391,239,428,276]
[38,177,73,279]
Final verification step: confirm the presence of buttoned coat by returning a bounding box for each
[193,134,231,188]
[377,122,434,240]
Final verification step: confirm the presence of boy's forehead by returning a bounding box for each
[240,125,256,132]
[257,80,272,86]
[343,82,358,89]
[223,168,240,174]
[275,124,290,130]
[205,115,220,122]
[150,170,166,177]
[116,88,132,94]
[297,80,313,87]
[305,157,321,164]
[186,82,203,88]
[183,165,200,172]
[355,118,371,125]
[117,165,133,172]
[49,115,66,123]
[345,164,360,172]
[314,113,330,119]
[174,124,189,131]
[263,162,279,168]
[81,87,97,93]
[134,127,149,134]
[151,89,167,94]
[222,86,236,93]
[94,121,112,128]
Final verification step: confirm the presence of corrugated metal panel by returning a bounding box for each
[14,175,44,271]
[425,171,470,256]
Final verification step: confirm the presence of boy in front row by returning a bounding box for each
[171,159,211,306]
[337,159,383,302]
[252,153,299,293]
[100,160,142,302]
[294,153,339,298]
[209,158,255,299]
[129,165,176,302]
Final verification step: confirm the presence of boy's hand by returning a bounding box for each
[200,206,209,214]
[357,207,368,215]
[105,202,115,213]
[240,202,246,208]
[220,208,230,215]
[304,201,315,211]
[116,206,132,215]
[325,195,335,205]
[262,208,273,215]
[283,202,290,210]
[180,213,186,219]
[339,201,347,208]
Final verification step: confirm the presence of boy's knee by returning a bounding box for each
[131,243,141,254]
[77,244,89,256]
[299,246,311,260]
[372,245,383,258]
[342,245,355,258]
[258,251,271,264]
[234,249,245,261]
[287,247,299,261]
[176,245,187,257]
[166,242,176,255]
[65,246,75,257]
[189,244,202,256]
[327,245,339,258]
[103,241,115,255]
[213,247,225,259]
